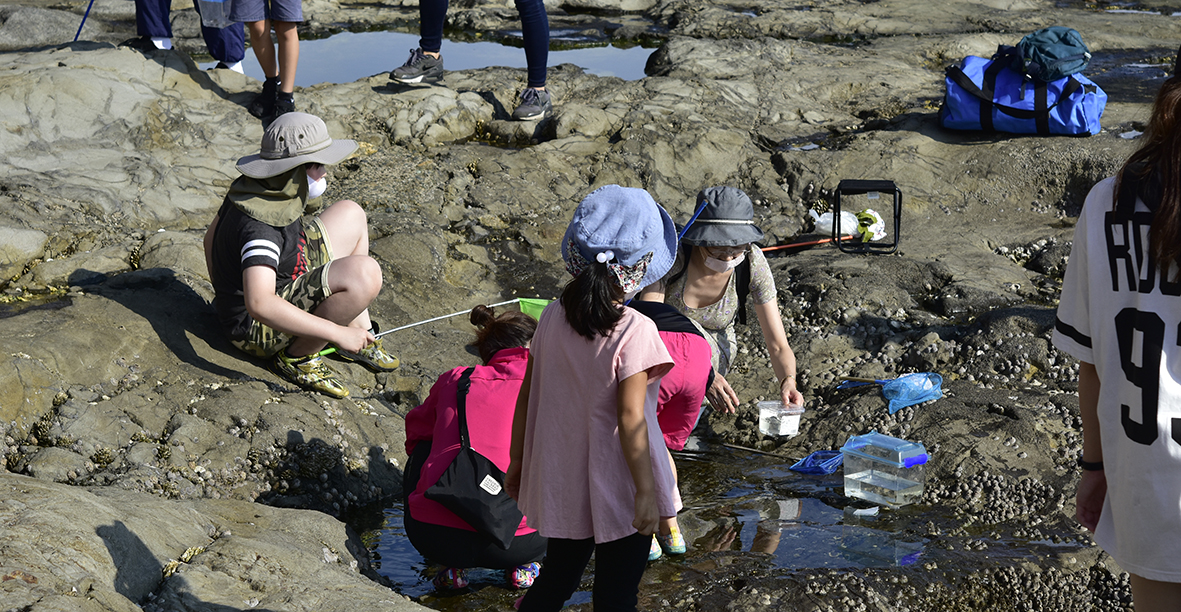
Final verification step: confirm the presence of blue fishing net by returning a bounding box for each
[790,450,843,475]
[882,373,942,414]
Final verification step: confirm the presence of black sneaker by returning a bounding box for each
[119,36,157,53]
[511,88,552,121]
[390,47,444,83]
[248,77,279,119]
[274,92,295,117]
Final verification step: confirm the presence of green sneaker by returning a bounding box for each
[271,350,350,398]
[334,337,400,372]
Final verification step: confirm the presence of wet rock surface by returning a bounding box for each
[2,0,1178,609]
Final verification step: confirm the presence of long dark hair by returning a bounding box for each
[560,263,624,340]
[469,305,537,365]
[1115,72,1181,274]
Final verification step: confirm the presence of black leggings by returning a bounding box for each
[404,512,546,569]
[403,442,546,569]
[517,532,651,612]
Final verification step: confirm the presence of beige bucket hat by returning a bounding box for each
[236,113,358,179]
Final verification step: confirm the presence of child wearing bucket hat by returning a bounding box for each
[203,112,399,398]
[639,186,804,414]
[506,185,682,611]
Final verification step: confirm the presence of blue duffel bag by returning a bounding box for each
[940,53,1107,136]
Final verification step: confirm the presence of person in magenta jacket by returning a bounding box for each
[402,304,546,591]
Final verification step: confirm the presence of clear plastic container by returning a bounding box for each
[197,0,233,29]
[757,401,804,436]
[840,430,929,507]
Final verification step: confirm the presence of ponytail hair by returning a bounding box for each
[560,263,624,340]
[469,305,537,365]
[1115,74,1181,276]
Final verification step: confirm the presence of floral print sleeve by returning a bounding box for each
[748,247,777,305]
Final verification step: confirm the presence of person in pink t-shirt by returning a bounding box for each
[403,305,545,591]
[507,185,682,611]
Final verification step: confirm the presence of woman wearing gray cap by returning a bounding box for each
[639,186,804,414]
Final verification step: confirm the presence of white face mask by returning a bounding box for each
[704,253,746,273]
[307,175,327,200]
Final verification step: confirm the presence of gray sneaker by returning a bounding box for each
[390,48,444,83]
[511,88,552,121]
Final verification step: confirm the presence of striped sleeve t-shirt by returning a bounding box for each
[209,199,306,340]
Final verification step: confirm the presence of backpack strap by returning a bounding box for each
[735,253,751,326]
[1034,78,1049,135]
[455,367,475,450]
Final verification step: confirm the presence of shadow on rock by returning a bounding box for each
[98,519,281,612]
[78,267,248,381]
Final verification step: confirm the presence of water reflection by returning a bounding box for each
[359,436,1093,609]
[200,30,654,86]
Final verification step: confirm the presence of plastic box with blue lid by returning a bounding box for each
[840,431,929,507]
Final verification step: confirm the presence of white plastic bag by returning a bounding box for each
[809,209,860,237]
[857,208,886,241]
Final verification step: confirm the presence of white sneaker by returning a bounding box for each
[150,37,173,50]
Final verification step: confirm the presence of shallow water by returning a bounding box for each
[199,30,654,86]
[357,435,1093,609]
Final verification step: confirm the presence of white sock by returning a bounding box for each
[150,37,172,50]
[226,61,244,74]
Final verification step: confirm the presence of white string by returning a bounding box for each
[374,298,521,338]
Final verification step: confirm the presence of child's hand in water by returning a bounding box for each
[633,490,658,536]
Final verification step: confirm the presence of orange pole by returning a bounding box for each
[761,235,858,252]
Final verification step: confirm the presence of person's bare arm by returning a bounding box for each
[241,266,372,353]
[754,299,803,407]
[618,369,658,536]
[1076,361,1105,532]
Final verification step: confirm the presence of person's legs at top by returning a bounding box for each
[244,18,279,118]
[510,0,551,120]
[267,0,302,115]
[418,0,448,56]
[1128,573,1181,612]
[232,0,279,117]
[590,532,651,612]
[271,20,300,115]
[517,537,595,612]
[194,0,246,72]
[131,0,173,50]
[390,0,447,83]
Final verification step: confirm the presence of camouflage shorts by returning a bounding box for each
[233,217,335,358]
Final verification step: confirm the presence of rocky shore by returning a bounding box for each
[2,0,1179,610]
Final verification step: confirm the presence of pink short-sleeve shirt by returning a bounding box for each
[517,302,682,544]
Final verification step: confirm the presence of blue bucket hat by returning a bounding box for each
[561,185,678,292]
